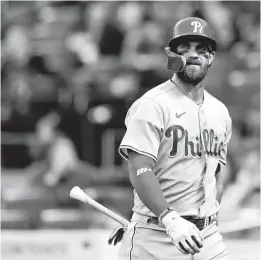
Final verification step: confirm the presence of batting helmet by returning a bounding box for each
[168,17,216,52]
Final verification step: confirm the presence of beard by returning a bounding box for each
[177,63,209,85]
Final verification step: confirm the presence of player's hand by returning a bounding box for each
[161,211,204,255]
[108,227,125,246]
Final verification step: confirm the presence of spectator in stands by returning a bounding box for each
[220,95,260,221]
[121,13,167,92]
[26,111,79,187]
[24,111,128,189]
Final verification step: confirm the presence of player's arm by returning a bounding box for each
[128,150,170,216]
[109,150,170,247]
[217,113,232,204]
[215,163,224,204]
[120,99,170,216]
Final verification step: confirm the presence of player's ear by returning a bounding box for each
[208,51,215,67]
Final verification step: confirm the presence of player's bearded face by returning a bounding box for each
[176,41,213,85]
[178,58,209,85]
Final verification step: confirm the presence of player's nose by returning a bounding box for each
[188,49,200,59]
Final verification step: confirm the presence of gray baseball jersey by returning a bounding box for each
[119,80,232,218]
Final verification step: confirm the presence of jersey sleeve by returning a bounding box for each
[119,98,164,162]
[219,114,232,165]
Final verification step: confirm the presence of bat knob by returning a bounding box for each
[70,186,84,200]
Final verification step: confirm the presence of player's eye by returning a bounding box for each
[177,44,189,53]
[197,45,209,53]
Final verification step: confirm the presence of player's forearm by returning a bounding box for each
[215,164,224,204]
[128,151,170,217]
[216,176,224,204]
[130,170,170,217]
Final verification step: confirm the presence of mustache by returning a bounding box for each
[186,60,201,65]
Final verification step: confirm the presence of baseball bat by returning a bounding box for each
[70,186,130,227]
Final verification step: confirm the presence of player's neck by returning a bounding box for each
[171,75,204,105]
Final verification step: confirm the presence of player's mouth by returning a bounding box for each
[186,61,201,66]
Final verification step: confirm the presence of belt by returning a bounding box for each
[147,213,218,230]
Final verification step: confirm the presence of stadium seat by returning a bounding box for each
[39,209,96,229]
[2,187,56,209]
[1,209,31,229]
[2,187,56,228]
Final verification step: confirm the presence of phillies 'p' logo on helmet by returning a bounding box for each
[191,21,203,33]
[168,17,216,52]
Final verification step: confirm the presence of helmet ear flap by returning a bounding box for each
[165,47,186,72]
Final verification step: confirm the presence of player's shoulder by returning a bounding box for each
[205,91,231,118]
[125,81,173,120]
[134,80,174,107]
[141,80,174,100]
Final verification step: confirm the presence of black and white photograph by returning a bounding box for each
[1,1,260,260]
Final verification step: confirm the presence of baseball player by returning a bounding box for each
[109,17,232,260]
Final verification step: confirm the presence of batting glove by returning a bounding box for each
[160,210,204,255]
[108,227,125,246]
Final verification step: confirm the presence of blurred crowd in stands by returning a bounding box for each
[1,1,260,231]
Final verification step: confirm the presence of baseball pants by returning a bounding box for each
[118,213,229,260]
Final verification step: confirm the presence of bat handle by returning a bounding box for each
[87,196,129,226]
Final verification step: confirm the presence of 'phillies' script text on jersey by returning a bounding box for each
[165,125,224,158]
